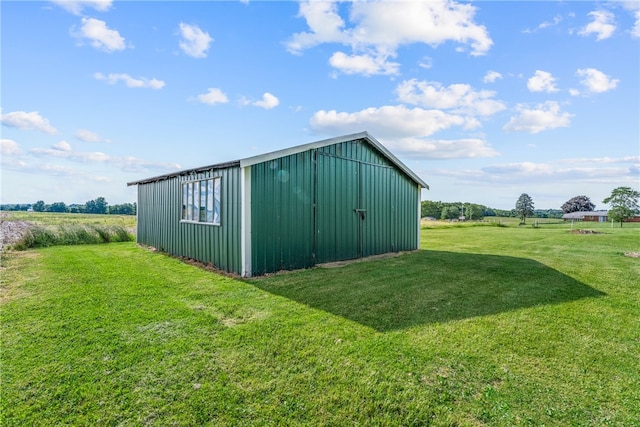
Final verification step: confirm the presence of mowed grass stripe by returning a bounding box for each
[1,224,639,425]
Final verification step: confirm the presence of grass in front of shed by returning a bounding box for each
[1,224,639,425]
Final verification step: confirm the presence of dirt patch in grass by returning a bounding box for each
[568,229,603,234]
[624,252,640,258]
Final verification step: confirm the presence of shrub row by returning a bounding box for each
[11,224,134,250]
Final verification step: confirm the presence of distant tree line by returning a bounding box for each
[421,200,563,221]
[420,188,639,226]
[1,197,136,216]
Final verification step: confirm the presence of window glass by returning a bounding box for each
[182,184,187,220]
[187,182,193,221]
[206,179,214,223]
[200,182,207,222]
[213,178,221,225]
[181,177,221,225]
[192,181,200,220]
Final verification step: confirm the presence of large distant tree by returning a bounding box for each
[441,206,459,220]
[95,197,108,214]
[85,197,108,214]
[421,200,443,219]
[603,186,640,227]
[515,193,535,224]
[465,204,483,221]
[32,200,46,212]
[48,202,68,213]
[561,195,595,213]
[109,202,136,215]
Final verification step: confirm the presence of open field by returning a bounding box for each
[1,223,639,425]
[0,211,136,228]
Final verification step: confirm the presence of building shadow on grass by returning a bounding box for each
[248,250,605,332]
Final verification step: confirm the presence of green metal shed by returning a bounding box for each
[127,132,428,276]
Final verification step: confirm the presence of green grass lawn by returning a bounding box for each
[1,224,639,425]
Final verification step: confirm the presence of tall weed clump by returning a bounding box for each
[11,224,133,250]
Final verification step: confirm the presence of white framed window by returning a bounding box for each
[181,177,221,225]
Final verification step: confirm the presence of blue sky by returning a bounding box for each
[2,0,638,209]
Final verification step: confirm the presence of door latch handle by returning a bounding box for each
[354,209,366,220]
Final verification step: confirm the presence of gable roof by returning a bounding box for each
[127,131,428,188]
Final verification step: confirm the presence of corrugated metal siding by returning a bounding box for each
[315,152,360,262]
[136,166,242,274]
[315,139,419,262]
[251,138,420,271]
[250,151,315,275]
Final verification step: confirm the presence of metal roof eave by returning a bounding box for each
[126,160,240,186]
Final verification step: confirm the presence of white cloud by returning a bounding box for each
[524,15,562,33]
[483,162,554,176]
[196,88,229,105]
[286,0,492,76]
[251,92,280,109]
[29,144,182,173]
[612,2,640,37]
[117,156,182,173]
[178,23,213,58]
[75,129,110,143]
[3,159,113,182]
[483,71,502,83]
[310,105,471,139]
[633,10,640,38]
[503,101,573,134]
[52,141,72,152]
[329,51,400,76]
[286,1,348,52]
[396,79,505,116]
[579,10,616,40]
[94,72,165,89]
[538,15,563,30]
[564,155,640,165]
[73,17,126,52]
[384,137,499,159]
[31,146,110,162]
[51,0,112,15]
[432,156,638,187]
[418,56,433,69]
[576,68,619,93]
[527,70,559,93]
[0,111,58,135]
[1,139,22,156]
[480,159,636,183]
